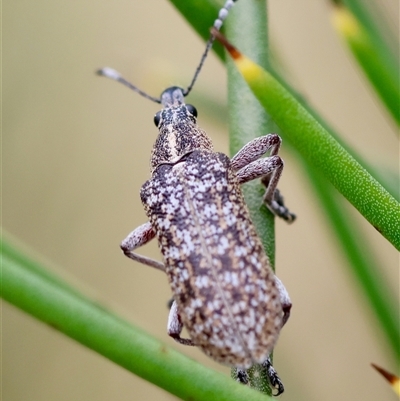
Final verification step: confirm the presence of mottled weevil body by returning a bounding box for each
[98,0,295,395]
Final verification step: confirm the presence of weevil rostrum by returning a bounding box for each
[98,0,295,395]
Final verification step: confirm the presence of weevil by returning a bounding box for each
[98,0,295,395]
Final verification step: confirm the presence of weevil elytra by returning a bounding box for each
[98,0,295,395]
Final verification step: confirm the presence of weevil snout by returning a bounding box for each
[160,86,185,107]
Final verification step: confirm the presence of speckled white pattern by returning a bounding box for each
[122,87,292,372]
[142,147,283,367]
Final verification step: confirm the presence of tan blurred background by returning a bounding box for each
[3,0,399,400]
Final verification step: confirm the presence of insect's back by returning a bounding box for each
[141,150,282,368]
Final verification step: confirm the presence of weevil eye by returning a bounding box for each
[154,111,161,126]
[186,104,198,118]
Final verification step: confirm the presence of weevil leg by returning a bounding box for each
[230,134,281,171]
[167,300,196,346]
[275,276,292,327]
[230,134,295,223]
[235,154,282,186]
[235,155,294,221]
[261,175,296,223]
[262,357,285,396]
[235,156,295,223]
[232,368,249,384]
[233,362,283,395]
[120,222,165,272]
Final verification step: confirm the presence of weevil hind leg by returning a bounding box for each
[120,222,166,272]
[233,361,284,396]
[275,275,292,327]
[167,300,196,346]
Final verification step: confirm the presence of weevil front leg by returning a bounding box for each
[120,222,165,272]
[167,300,196,346]
[230,134,295,223]
[122,225,195,345]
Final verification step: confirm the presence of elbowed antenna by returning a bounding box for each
[96,67,161,104]
[97,0,238,101]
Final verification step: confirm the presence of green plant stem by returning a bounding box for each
[1,238,86,299]
[303,163,400,360]
[226,0,276,264]
[225,1,278,394]
[1,238,275,401]
[331,2,400,126]
[342,0,399,71]
[222,51,400,250]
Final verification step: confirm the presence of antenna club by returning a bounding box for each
[97,67,121,80]
[215,0,237,29]
[183,0,238,96]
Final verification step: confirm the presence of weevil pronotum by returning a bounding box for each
[98,0,295,395]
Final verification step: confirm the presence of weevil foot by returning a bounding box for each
[262,178,296,223]
[233,368,249,385]
[262,357,285,396]
[233,362,284,396]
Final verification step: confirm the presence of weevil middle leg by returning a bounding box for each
[167,299,196,346]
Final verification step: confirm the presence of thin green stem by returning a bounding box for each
[343,0,399,67]
[225,0,278,394]
[303,163,400,360]
[225,0,276,264]
[223,52,400,249]
[1,237,275,401]
[331,1,400,126]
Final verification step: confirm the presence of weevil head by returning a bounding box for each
[150,86,213,171]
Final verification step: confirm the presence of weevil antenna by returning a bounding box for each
[97,67,162,104]
[183,0,237,97]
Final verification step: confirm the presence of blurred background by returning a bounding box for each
[3,0,399,400]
